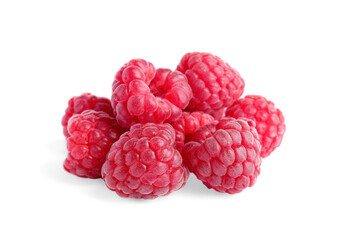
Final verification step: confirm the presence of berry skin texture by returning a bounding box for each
[62,93,114,138]
[171,111,218,152]
[64,110,121,179]
[226,95,285,158]
[182,117,262,194]
[111,59,193,128]
[176,52,245,118]
[102,123,189,199]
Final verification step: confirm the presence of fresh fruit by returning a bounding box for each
[171,111,217,152]
[61,53,286,199]
[111,59,192,128]
[226,95,285,157]
[64,110,121,178]
[176,52,245,119]
[62,93,114,137]
[102,123,189,199]
[182,117,261,194]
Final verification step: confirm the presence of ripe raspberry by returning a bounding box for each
[226,95,285,158]
[102,123,189,199]
[64,110,121,178]
[171,111,217,152]
[112,59,192,128]
[62,93,114,138]
[182,117,261,194]
[176,52,245,118]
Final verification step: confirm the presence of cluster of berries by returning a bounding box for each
[62,52,286,199]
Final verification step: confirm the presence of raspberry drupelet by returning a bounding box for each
[176,52,245,119]
[62,93,114,138]
[102,123,189,199]
[111,59,193,128]
[64,110,121,178]
[226,95,285,158]
[182,117,261,194]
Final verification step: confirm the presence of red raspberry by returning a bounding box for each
[176,52,245,118]
[226,95,285,158]
[112,59,192,128]
[171,111,217,152]
[62,93,114,138]
[64,110,121,179]
[182,117,261,194]
[102,123,189,199]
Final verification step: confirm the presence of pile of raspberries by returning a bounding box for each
[62,52,286,200]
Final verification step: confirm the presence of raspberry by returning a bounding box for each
[112,59,192,128]
[102,123,189,199]
[182,117,261,194]
[62,93,114,138]
[226,95,285,158]
[171,111,217,152]
[64,110,121,178]
[176,52,245,118]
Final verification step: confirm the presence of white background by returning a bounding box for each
[1,1,349,239]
